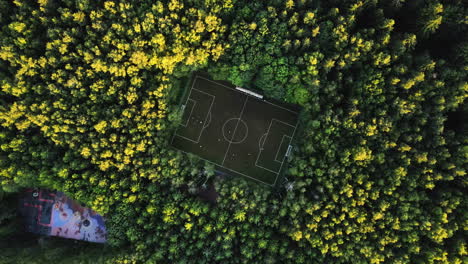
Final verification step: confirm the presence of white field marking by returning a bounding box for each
[262,100,299,114]
[197,75,236,90]
[203,111,212,129]
[175,134,201,143]
[173,75,298,145]
[271,118,296,128]
[191,88,215,142]
[171,77,199,145]
[174,82,215,143]
[285,145,293,157]
[255,119,297,174]
[274,135,292,162]
[222,118,239,142]
[254,119,275,171]
[181,99,196,127]
[272,118,299,186]
[196,76,299,114]
[195,95,214,142]
[173,75,299,186]
[192,87,216,98]
[236,119,249,144]
[221,118,249,144]
[255,163,282,174]
[232,119,249,144]
[174,148,275,186]
[258,133,267,150]
[222,96,248,165]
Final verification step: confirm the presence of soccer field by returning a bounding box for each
[171,75,299,186]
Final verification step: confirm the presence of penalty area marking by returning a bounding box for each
[203,111,212,129]
[254,119,278,174]
[273,118,299,186]
[181,99,196,127]
[274,135,292,162]
[271,118,296,129]
[255,118,297,174]
[175,82,215,144]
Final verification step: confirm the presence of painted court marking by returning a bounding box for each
[173,76,300,186]
[181,99,196,127]
[275,135,292,162]
[176,148,276,186]
[175,85,215,144]
[222,118,249,144]
[222,96,249,165]
[258,133,267,150]
[203,112,212,129]
[273,121,298,186]
[254,118,296,175]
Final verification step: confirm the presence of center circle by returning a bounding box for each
[222,118,248,144]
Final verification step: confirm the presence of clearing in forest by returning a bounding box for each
[171,75,299,186]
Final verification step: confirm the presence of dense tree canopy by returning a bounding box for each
[0,0,466,263]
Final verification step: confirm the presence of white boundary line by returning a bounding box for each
[175,88,215,143]
[255,119,296,174]
[175,148,275,186]
[258,133,267,150]
[222,96,249,165]
[222,118,238,142]
[285,145,293,157]
[221,118,249,144]
[181,99,196,127]
[255,119,274,168]
[192,87,215,98]
[191,88,215,142]
[174,134,200,143]
[173,76,265,183]
[262,100,298,115]
[272,118,296,128]
[255,163,282,174]
[197,76,299,114]
[203,112,212,129]
[172,75,300,186]
[234,119,249,144]
[272,120,299,186]
[197,75,235,90]
[171,77,199,145]
[274,135,292,162]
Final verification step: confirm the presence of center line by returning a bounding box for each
[222,96,248,165]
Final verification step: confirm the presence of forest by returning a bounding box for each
[0,0,466,263]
